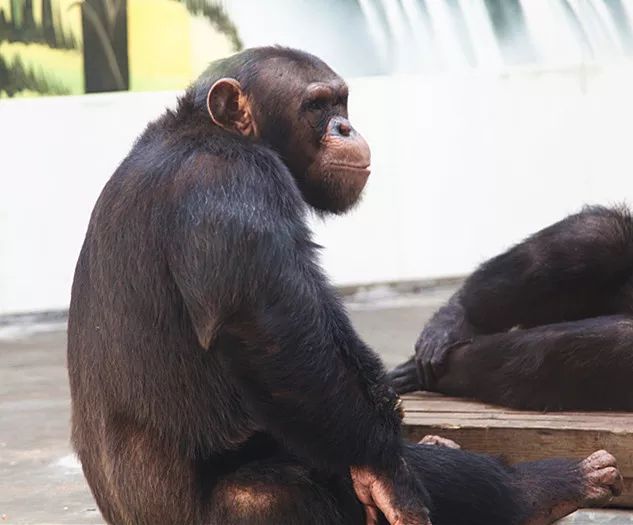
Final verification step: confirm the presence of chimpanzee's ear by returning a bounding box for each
[207,78,257,137]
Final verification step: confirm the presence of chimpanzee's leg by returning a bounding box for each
[208,443,621,525]
[76,416,365,525]
[207,457,366,525]
[407,442,622,525]
[434,315,633,410]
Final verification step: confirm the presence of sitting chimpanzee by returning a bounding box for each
[68,47,622,525]
[390,205,633,411]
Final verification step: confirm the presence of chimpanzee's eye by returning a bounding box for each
[306,98,328,111]
[335,94,348,107]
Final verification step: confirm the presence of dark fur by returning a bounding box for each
[390,205,633,410]
[68,47,597,525]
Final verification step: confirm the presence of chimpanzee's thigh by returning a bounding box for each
[207,457,367,525]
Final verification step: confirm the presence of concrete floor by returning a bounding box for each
[0,285,631,524]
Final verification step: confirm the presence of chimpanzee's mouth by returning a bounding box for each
[327,163,371,176]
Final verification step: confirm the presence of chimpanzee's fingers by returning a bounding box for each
[387,359,413,382]
[421,359,436,392]
[364,504,380,525]
[390,376,410,395]
[388,358,421,394]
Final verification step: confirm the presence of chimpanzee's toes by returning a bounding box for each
[419,435,461,449]
[580,450,623,505]
[387,357,422,394]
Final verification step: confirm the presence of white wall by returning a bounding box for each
[2,62,633,315]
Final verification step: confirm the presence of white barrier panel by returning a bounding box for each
[1,63,633,314]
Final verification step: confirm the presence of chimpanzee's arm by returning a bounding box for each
[391,205,633,394]
[166,151,413,479]
[460,205,633,331]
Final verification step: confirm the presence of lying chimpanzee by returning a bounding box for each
[390,205,633,411]
[68,47,622,525]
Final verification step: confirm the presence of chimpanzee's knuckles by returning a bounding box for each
[429,348,449,373]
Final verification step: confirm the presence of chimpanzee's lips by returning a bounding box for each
[327,163,371,176]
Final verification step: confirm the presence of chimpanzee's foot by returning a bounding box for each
[580,450,623,505]
[419,435,461,449]
[522,450,623,525]
[388,357,422,394]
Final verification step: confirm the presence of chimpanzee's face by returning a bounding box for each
[253,59,371,214]
[206,53,371,214]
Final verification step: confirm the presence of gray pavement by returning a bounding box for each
[0,285,630,524]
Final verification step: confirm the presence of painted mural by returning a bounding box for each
[2,0,633,98]
[0,0,241,97]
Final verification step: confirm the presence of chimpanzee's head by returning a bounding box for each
[199,47,371,214]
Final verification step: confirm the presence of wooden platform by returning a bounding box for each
[558,510,633,523]
[401,392,633,508]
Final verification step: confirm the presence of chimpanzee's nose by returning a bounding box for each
[328,117,353,138]
[336,121,352,137]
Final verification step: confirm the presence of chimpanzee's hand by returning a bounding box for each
[388,357,422,395]
[413,315,473,392]
[351,464,431,525]
[390,298,475,395]
[387,332,471,396]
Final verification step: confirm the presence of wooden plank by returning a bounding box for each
[402,393,633,432]
[558,509,633,523]
[401,393,633,508]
